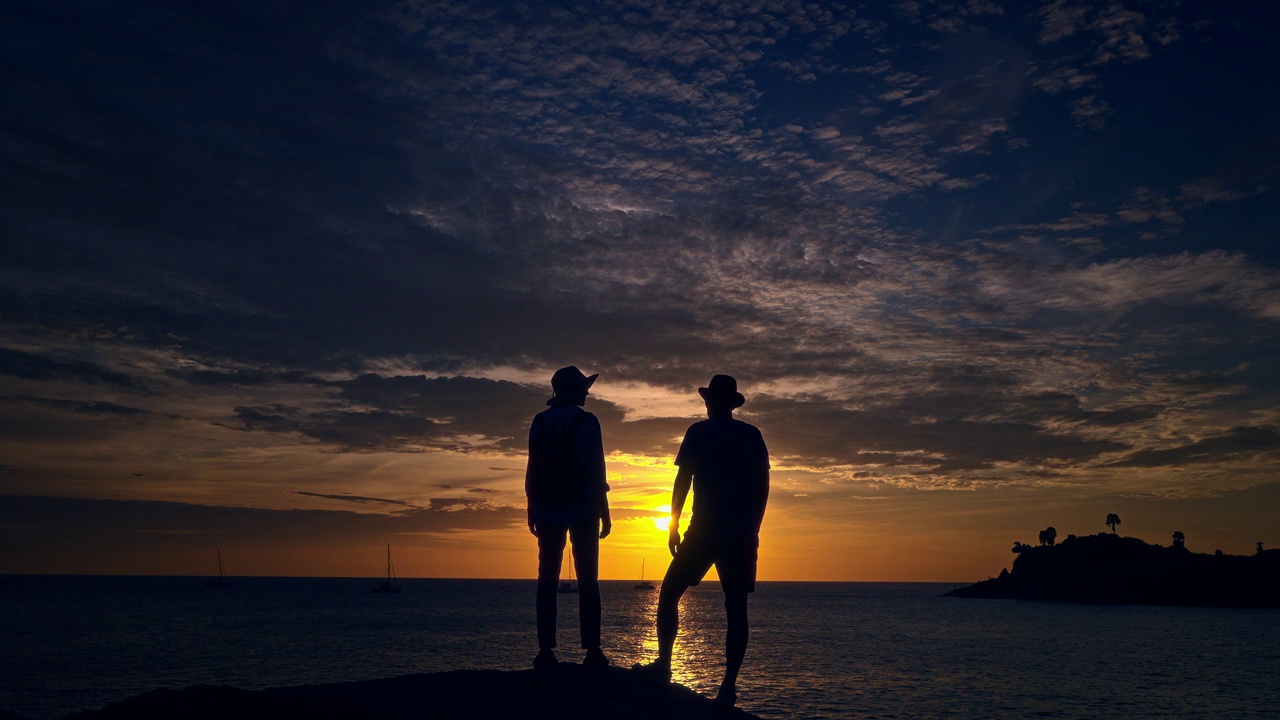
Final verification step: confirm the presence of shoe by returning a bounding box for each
[582,648,610,668]
[533,648,558,670]
[631,660,671,684]
[714,683,737,707]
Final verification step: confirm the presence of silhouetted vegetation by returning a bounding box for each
[948,530,1280,608]
[1105,513,1121,534]
[1038,526,1057,546]
[1172,530,1185,549]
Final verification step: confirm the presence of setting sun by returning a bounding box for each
[653,504,671,532]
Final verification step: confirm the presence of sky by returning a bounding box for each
[3,0,1279,581]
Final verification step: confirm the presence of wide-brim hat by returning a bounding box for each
[547,365,599,405]
[698,374,745,409]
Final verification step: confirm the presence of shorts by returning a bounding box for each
[667,532,759,594]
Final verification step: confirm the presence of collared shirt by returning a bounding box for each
[525,403,608,526]
[674,417,770,542]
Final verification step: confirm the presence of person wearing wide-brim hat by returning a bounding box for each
[635,374,770,707]
[546,365,599,406]
[697,373,745,409]
[525,365,612,671]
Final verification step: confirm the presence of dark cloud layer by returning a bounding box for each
[2,0,1280,550]
[0,494,521,548]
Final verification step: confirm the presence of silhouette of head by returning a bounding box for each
[698,374,745,411]
[547,366,598,406]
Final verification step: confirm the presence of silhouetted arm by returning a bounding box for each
[751,430,770,536]
[599,494,612,539]
[525,418,539,537]
[668,466,693,556]
[583,413,611,539]
[752,468,770,536]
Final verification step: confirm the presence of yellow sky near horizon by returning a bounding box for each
[7,438,1274,582]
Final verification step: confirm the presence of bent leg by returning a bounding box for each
[655,573,686,665]
[536,526,568,650]
[652,537,713,667]
[569,523,601,649]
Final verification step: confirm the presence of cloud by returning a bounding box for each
[1034,0,1172,65]
[1106,427,1280,468]
[1034,0,1091,43]
[0,347,139,390]
[293,491,420,508]
[0,0,1277,547]
[1071,94,1111,129]
[0,494,524,548]
[1032,66,1097,94]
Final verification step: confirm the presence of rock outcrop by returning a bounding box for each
[947,534,1280,607]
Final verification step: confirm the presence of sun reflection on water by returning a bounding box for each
[628,584,732,695]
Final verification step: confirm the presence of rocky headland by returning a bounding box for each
[947,532,1280,607]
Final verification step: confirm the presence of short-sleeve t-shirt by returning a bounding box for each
[674,417,770,542]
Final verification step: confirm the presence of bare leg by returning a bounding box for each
[637,561,690,679]
[655,579,683,665]
[719,590,749,704]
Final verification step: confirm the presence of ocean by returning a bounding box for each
[2,576,1277,719]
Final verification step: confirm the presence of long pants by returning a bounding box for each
[536,522,601,650]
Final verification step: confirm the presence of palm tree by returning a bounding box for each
[1105,513,1121,534]
[1172,530,1185,548]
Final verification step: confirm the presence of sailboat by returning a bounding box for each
[558,559,578,594]
[206,549,230,588]
[633,558,655,589]
[372,544,402,594]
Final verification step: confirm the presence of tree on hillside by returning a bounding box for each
[1012,541,1030,553]
[1172,530,1185,548]
[1259,541,1265,554]
[1105,513,1121,534]
[1039,526,1057,546]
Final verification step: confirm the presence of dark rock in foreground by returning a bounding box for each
[947,533,1280,607]
[63,665,760,720]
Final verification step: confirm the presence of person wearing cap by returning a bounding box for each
[525,365,612,670]
[634,374,770,706]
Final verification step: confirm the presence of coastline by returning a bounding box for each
[947,533,1280,607]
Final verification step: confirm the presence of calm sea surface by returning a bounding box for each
[1,576,1277,719]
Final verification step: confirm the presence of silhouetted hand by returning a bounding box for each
[600,517,612,539]
[668,526,681,556]
[528,509,538,538]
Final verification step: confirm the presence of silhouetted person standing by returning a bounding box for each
[636,374,769,706]
[526,366,612,669]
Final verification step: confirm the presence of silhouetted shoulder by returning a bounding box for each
[676,418,769,471]
[531,406,598,434]
[683,418,712,433]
